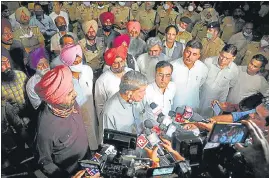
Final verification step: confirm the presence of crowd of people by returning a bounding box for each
[1,1,269,178]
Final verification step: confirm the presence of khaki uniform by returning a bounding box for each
[110,5,134,33]
[76,4,97,23]
[78,37,105,73]
[92,4,109,27]
[240,42,269,70]
[130,3,141,19]
[176,31,193,44]
[179,10,200,32]
[191,21,208,42]
[13,26,45,53]
[136,9,157,31]
[62,2,80,34]
[157,8,179,38]
[220,16,245,43]
[201,37,225,61]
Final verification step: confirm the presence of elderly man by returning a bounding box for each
[201,21,225,61]
[176,16,193,45]
[51,16,78,56]
[228,22,254,65]
[78,20,105,80]
[13,7,45,54]
[199,44,239,118]
[127,21,147,59]
[26,47,50,110]
[145,61,176,117]
[97,12,120,49]
[95,46,132,139]
[171,40,208,111]
[1,18,28,74]
[35,65,88,177]
[227,54,269,104]
[162,25,184,61]
[137,37,170,83]
[29,3,58,44]
[103,71,148,134]
[60,44,99,151]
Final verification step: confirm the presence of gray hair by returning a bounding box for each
[146,37,162,51]
[119,71,148,94]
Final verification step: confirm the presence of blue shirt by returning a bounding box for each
[232,109,256,122]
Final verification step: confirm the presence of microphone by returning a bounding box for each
[144,119,161,135]
[150,102,165,119]
[144,128,165,156]
[183,106,193,120]
[175,107,185,123]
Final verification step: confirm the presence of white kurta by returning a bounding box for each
[171,57,208,111]
[199,56,239,118]
[227,66,269,104]
[144,81,176,116]
[137,53,170,83]
[74,65,99,150]
[26,74,42,109]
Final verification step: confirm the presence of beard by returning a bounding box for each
[111,66,125,73]
[2,70,16,82]
[129,38,144,57]
[2,38,13,45]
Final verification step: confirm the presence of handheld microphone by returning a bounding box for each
[150,102,165,118]
[145,129,165,156]
[175,107,185,123]
[183,106,193,120]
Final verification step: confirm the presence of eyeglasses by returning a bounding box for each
[157,73,171,78]
[219,53,234,60]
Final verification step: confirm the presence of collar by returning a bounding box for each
[178,57,198,69]
[117,92,133,109]
[152,81,171,94]
[164,41,177,49]
[212,56,232,69]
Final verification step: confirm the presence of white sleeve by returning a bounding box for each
[94,78,108,120]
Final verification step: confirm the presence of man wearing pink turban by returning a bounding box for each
[95,46,132,142]
[127,21,147,59]
[60,44,99,151]
[35,65,89,177]
[97,12,120,49]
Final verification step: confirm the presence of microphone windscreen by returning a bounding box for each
[150,102,157,109]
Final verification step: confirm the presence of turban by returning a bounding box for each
[127,21,141,33]
[29,47,47,69]
[113,34,130,48]
[60,44,83,66]
[15,7,30,22]
[100,12,114,25]
[35,65,73,105]
[1,18,12,35]
[82,20,98,34]
[104,46,127,66]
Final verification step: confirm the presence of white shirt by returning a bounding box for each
[137,53,170,83]
[26,74,42,109]
[199,56,239,118]
[145,81,176,116]
[49,11,69,30]
[95,67,132,120]
[50,32,78,51]
[227,66,269,104]
[171,57,208,111]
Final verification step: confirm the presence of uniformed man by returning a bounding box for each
[130,1,143,19]
[110,2,134,34]
[228,22,254,65]
[97,12,120,49]
[92,2,109,28]
[192,8,219,42]
[178,3,200,32]
[79,20,105,81]
[61,2,79,34]
[13,7,45,54]
[220,7,245,43]
[176,16,193,45]
[135,2,159,40]
[157,2,179,39]
[239,35,269,75]
[201,21,225,61]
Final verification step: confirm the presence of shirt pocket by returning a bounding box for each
[217,75,231,88]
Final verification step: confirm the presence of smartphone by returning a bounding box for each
[212,102,222,116]
[147,166,175,176]
[208,123,248,144]
[78,160,100,177]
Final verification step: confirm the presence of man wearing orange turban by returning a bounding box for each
[95,46,132,142]
[35,65,89,177]
[97,12,120,49]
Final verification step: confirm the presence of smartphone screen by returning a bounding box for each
[212,103,222,116]
[148,166,174,176]
[208,123,248,144]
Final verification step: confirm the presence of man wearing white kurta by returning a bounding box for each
[137,37,170,83]
[171,40,208,112]
[145,61,176,117]
[199,44,239,118]
[227,54,269,104]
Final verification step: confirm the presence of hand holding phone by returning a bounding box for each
[212,102,222,116]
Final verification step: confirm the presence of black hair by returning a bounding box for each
[1,4,8,12]
[185,39,203,50]
[239,93,264,111]
[252,54,268,68]
[34,2,42,9]
[155,61,173,73]
[165,25,179,34]
[222,44,238,56]
[59,34,74,46]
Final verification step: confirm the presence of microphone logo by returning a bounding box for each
[136,135,149,149]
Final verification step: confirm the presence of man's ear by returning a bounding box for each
[126,91,133,99]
